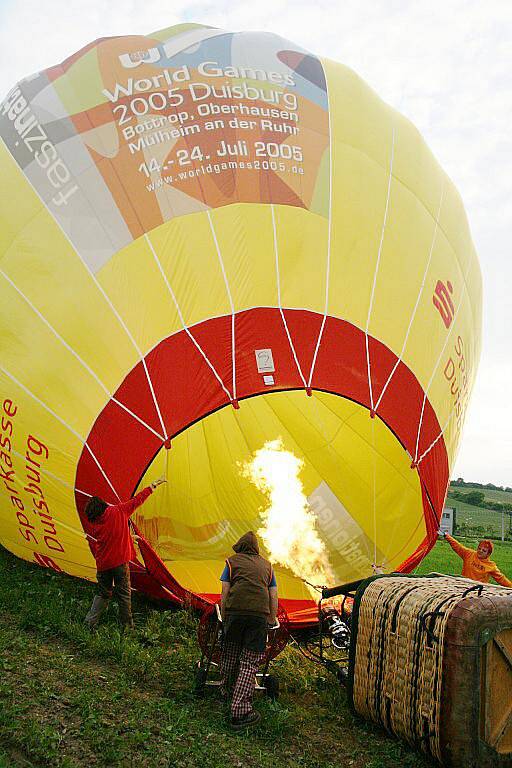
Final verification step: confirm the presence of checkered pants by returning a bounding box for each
[220,640,266,718]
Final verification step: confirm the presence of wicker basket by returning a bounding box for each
[347,574,512,767]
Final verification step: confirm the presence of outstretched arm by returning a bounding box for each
[121,477,166,518]
[445,534,472,559]
[491,567,512,589]
[118,486,152,518]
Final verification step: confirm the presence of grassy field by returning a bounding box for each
[1,540,511,768]
[446,496,496,513]
[446,497,511,538]
[446,487,512,539]
[0,547,432,768]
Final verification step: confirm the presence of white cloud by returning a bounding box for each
[1,0,511,484]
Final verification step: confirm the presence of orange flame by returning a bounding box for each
[242,439,334,599]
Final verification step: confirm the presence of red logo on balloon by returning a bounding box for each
[433,280,454,328]
[33,552,63,572]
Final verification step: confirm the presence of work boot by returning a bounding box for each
[84,595,109,630]
[230,711,261,731]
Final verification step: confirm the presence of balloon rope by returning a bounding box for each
[416,409,456,467]
[0,362,120,502]
[11,443,93,499]
[0,136,169,443]
[365,127,395,414]
[371,414,378,569]
[271,204,308,387]
[6,447,102,546]
[373,186,445,414]
[145,232,233,403]
[307,62,333,389]
[9,446,119,552]
[306,392,373,563]
[0,268,165,442]
[413,263,470,464]
[206,210,238,403]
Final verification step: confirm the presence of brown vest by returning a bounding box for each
[225,552,272,617]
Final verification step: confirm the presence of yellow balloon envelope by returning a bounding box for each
[0,24,481,623]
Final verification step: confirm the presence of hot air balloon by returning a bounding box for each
[0,23,481,626]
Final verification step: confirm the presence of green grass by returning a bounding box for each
[475,488,512,503]
[0,547,431,768]
[2,539,510,767]
[447,495,488,512]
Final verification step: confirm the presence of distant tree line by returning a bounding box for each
[449,479,512,512]
[449,489,512,511]
[452,478,512,493]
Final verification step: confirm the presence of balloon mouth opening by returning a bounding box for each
[76,307,448,608]
[130,389,429,601]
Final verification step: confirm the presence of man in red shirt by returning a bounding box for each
[84,477,166,630]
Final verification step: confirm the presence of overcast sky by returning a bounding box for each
[1,0,510,486]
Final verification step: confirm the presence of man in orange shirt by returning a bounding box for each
[439,531,512,587]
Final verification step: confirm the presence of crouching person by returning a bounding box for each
[84,477,166,631]
[219,531,278,730]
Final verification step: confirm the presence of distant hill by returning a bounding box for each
[447,481,512,540]
[448,482,512,510]
[451,478,512,494]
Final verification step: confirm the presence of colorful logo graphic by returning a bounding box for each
[433,279,455,328]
